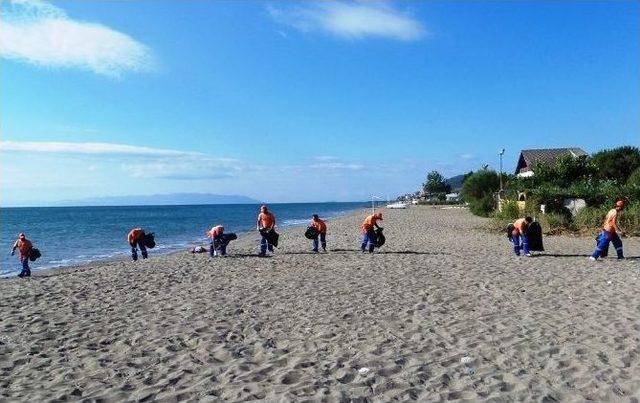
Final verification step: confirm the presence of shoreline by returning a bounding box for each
[7,207,372,280]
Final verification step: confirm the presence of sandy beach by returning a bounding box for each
[1,206,639,402]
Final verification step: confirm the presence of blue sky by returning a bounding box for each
[1,0,638,206]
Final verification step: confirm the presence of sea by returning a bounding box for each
[1,202,369,277]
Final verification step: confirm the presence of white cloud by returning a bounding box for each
[0,141,200,157]
[0,0,154,76]
[460,153,475,161]
[313,155,340,161]
[269,1,425,41]
[309,162,364,170]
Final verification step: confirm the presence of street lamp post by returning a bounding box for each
[499,148,505,194]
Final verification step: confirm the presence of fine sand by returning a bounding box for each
[1,206,640,402]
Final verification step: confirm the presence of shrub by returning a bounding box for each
[532,155,598,188]
[627,167,640,187]
[468,194,496,217]
[591,146,640,183]
[574,207,607,232]
[620,202,640,237]
[461,169,500,201]
[495,200,521,220]
[541,213,573,234]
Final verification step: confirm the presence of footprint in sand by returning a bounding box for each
[280,371,301,385]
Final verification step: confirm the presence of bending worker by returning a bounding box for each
[257,205,276,256]
[127,228,148,261]
[310,214,327,253]
[511,216,533,257]
[11,233,33,278]
[207,225,226,257]
[590,200,626,261]
[361,212,383,253]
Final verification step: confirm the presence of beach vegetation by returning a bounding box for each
[495,200,520,220]
[423,170,451,194]
[460,169,500,217]
[476,146,640,235]
[591,146,640,183]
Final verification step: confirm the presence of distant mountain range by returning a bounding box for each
[447,174,468,191]
[55,193,262,207]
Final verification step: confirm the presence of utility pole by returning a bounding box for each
[499,148,505,194]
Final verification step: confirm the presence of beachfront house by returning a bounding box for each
[514,147,587,177]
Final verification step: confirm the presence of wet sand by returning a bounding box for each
[1,206,639,401]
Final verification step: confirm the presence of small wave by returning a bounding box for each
[281,219,310,227]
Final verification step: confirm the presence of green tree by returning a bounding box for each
[423,170,451,194]
[462,171,474,184]
[591,146,640,183]
[627,167,640,187]
[532,155,598,188]
[460,170,500,216]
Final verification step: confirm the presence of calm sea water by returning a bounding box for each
[1,202,368,277]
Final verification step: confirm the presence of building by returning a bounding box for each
[445,192,460,202]
[514,147,588,177]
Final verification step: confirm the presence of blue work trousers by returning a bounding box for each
[591,231,623,259]
[361,230,376,253]
[210,237,227,256]
[131,241,148,261]
[313,233,326,252]
[512,234,529,256]
[260,234,274,255]
[19,257,31,277]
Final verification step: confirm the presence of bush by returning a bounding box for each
[532,155,598,188]
[541,213,573,234]
[461,170,500,201]
[468,194,496,217]
[591,146,640,183]
[495,200,521,220]
[460,169,500,217]
[574,206,607,232]
[627,167,640,187]
[620,202,640,237]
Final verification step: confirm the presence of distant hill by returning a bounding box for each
[55,193,261,207]
[446,174,468,191]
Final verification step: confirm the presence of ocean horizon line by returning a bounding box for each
[0,200,371,209]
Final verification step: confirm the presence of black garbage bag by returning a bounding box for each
[506,224,514,241]
[215,233,238,248]
[305,226,319,239]
[143,232,156,249]
[527,222,544,252]
[260,229,279,247]
[223,233,238,242]
[29,248,41,262]
[374,227,385,248]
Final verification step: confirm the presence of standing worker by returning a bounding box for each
[257,205,276,256]
[511,216,533,257]
[127,228,148,261]
[310,214,327,253]
[207,225,226,257]
[590,200,626,261]
[10,233,33,278]
[361,212,383,253]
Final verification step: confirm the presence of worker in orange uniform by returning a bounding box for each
[11,233,33,277]
[127,228,148,261]
[361,212,383,253]
[590,200,626,260]
[207,225,226,257]
[257,205,276,256]
[511,216,533,256]
[310,214,327,252]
